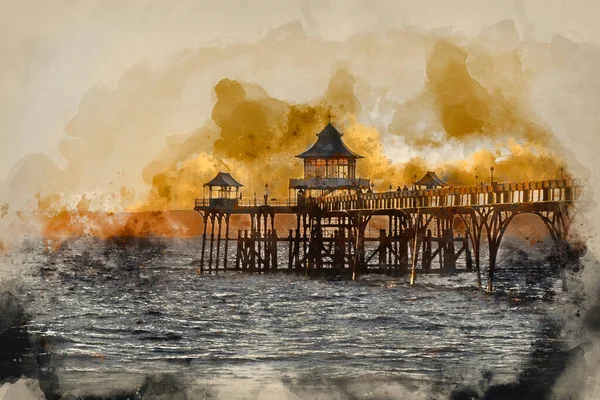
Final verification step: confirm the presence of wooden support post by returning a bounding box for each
[271,215,277,271]
[223,214,230,271]
[334,230,345,274]
[265,231,269,273]
[294,228,301,274]
[423,229,432,273]
[465,235,473,271]
[355,218,367,277]
[435,218,443,270]
[257,213,262,273]
[474,239,482,289]
[271,229,278,271]
[387,216,393,274]
[352,216,367,280]
[235,230,242,270]
[288,229,293,271]
[215,214,223,273]
[263,214,269,272]
[352,225,359,281]
[487,243,498,292]
[378,229,387,272]
[200,213,208,274]
[243,230,249,271]
[410,227,419,285]
[395,216,401,274]
[315,218,323,273]
[208,214,216,273]
[400,233,409,274]
[388,231,394,274]
[304,230,310,277]
[250,215,257,273]
[437,237,444,270]
[347,219,353,273]
[302,214,308,274]
[443,228,456,273]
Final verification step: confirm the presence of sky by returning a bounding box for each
[0,0,599,214]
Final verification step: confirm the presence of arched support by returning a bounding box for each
[476,203,575,292]
[531,203,573,292]
[453,209,485,289]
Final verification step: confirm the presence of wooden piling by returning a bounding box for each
[235,230,242,270]
[200,213,208,274]
[410,227,419,285]
[443,228,456,273]
[215,214,222,273]
[378,229,387,272]
[223,214,230,271]
[422,229,432,273]
[208,214,216,273]
[288,229,293,271]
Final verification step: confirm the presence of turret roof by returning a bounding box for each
[203,172,243,188]
[296,123,363,159]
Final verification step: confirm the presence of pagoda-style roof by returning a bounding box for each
[203,172,243,188]
[416,171,447,189]
[296,123,363,159]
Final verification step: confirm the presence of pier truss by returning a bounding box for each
[194,179,582,291]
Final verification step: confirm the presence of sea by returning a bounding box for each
[0,236,579,399]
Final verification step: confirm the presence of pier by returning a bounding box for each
[194,124,582,292]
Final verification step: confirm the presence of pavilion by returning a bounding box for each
[289,122,370,198]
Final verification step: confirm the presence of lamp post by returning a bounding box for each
[413,174,417,191]
[490,167,494,185]
[264,183,269,205]
[560,167,565,180]
[475,174,479,186]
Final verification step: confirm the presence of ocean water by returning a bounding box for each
[4,237,573,399]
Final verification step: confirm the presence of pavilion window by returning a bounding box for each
[304,159,317,178]
[348,160,356,179]
[331,159,347,178]
[327,159,338,178]
[314,159,326,178]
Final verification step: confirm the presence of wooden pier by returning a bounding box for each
[194,178,581,291]
[193,124,583,291]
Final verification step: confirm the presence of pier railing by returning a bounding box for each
[194,197,298,209]
[195,179,582,212]
[311,178,582,211]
